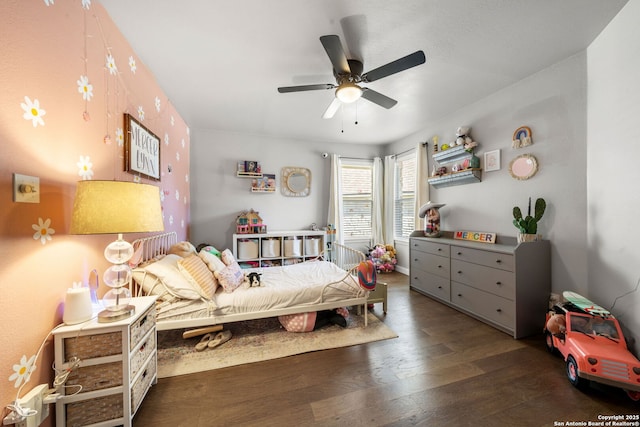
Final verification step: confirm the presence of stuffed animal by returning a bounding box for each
[546,313,566,336]
[244,272,262,288]
[168,241,197,258]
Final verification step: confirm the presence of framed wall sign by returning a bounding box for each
[124,113,161,181]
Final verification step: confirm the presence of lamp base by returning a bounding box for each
[97,304,135,323]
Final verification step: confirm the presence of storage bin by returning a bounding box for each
[261,238,280,258]
[237,239,259,259]
[304,237,322,257]
[283,237,302,257]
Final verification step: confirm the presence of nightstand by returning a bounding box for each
[53,296,157,427]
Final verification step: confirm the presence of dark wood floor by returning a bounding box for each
[134,272,639,426]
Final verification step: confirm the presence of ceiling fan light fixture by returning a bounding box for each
[336,82,362,103]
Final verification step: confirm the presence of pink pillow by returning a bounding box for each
[214,261,245,293]
[221,249,236,266]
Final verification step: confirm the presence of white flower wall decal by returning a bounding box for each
[77,155,93,180]
[170,116,175,126]
[43,0,54,6]
[81,0,91,10]
[106,54,117,75]
[32,218,55,245]
[129,56,137,74]
[77,75,93,101]
[176,151,180,161]
[137,106,144,121]
[155,96,161,112]
[164,133,169,146]
[8,355,36,388]
[21,96,46,127]
[116,127,124,146]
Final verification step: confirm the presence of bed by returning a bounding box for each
[130,232,371,331]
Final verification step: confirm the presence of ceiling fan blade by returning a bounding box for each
[278,84,334,93]
[361,88,397,109]
[320,35,351,74]
[322,98,342,119]
[362,50,426,82]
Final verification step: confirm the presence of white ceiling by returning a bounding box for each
[100,0,628,145]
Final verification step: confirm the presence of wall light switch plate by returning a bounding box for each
[13,173,40,203]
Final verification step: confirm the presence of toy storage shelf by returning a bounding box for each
[233,230,326,268]
[428,168,482,188]
[432,145,472,164]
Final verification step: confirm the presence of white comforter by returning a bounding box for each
[155,260,364,322]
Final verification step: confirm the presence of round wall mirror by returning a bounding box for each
[281,167,311,196]
[509,154,538,180]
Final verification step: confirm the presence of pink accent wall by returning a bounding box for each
[0,1,190,420]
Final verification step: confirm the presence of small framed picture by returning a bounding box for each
[484,149,501,172]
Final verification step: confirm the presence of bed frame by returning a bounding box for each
[131,232,370,331]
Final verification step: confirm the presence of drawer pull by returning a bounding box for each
[495,281,502,286]
[496,259,502,263]
[457,251,462,256]
[437,286,442,289]
[437,248,442,251]
[457,270,462,274]
[496,308,502,313]
[457,293,462,297]
[437,265,442,269]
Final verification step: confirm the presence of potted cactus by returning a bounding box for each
[513,197,546,243]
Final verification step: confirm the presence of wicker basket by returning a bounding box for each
[66,393,123,427]
[64,331,122,362]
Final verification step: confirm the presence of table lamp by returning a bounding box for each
[70,180,164,322]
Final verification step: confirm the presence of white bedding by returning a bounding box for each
[153,260,365,324]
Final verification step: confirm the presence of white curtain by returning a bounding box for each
[371,157,384,245]
[383,155,396,245]
[327,154,344,245]
[414,142,430,230]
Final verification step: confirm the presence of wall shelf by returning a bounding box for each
[428,168,482,188]
[432,145,472,164]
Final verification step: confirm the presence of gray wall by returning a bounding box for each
[587,0,640,351]
[189,129,382,251]
[388,52,589,293]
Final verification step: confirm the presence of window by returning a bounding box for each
[341,160,373,239]
[394,151,416,239]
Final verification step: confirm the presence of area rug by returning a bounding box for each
[156,312,397,378]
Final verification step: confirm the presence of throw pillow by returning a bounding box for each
[214,261,245,293]
[199,248,226,273]
[177,254,217,299]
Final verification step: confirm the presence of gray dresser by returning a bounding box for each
[409,231,550,339]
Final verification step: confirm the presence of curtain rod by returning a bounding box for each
[338,142,428,160]
[391,141,428,158]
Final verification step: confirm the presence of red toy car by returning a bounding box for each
[544,295,640,401]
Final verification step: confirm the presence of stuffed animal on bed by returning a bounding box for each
[168,241,197,258]
[243,272,262,288]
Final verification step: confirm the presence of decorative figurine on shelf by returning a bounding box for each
[432,135,439,153]
[418,201,445,237]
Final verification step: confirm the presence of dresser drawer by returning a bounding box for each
[130,306,156,348]
[411,251,450,279]
[131,355,156,416]
[410,238,450,256]
[451,282,514,330]
[451,259,515,300]
[451,245,514,271]
[410,268,450,301]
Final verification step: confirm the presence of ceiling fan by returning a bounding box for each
[277,35,426,119]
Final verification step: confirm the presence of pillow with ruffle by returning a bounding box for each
[132,254,201,301]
